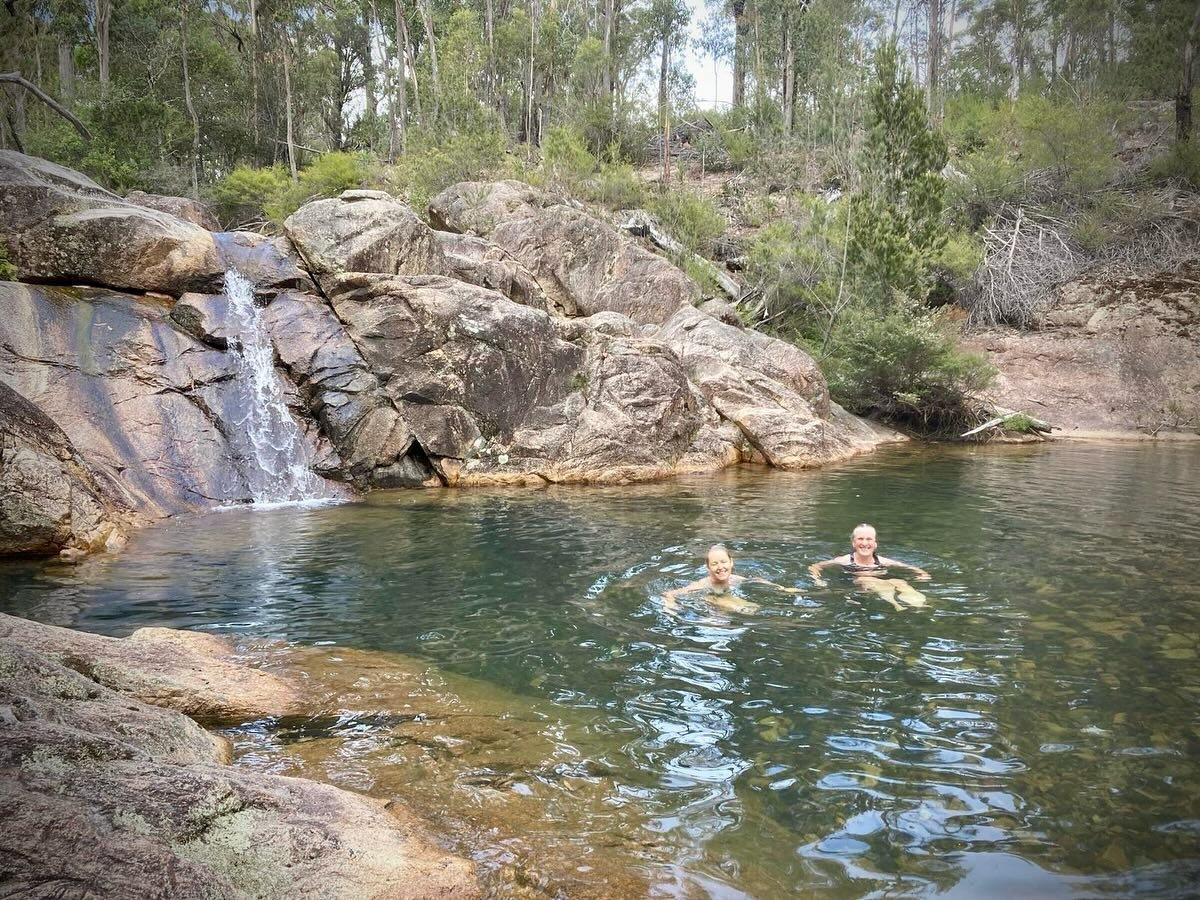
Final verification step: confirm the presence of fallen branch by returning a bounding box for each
[961,408,1056,438]
[0,72,90,139]
[618,209,743,300]
[960,416,1006,438]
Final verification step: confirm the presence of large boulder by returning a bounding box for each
[658,306,902,466]
[0,623,479,898]
[0,150,222,294]
[125,189,221,231]
[0,381,129,556]
[325,273,738,483]
[429,180,698,325]
[284,189,448,291]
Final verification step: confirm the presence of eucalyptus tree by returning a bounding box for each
[637,0,689,178]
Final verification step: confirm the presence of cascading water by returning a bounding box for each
[223,269,335,504]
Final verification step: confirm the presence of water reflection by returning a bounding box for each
[3,443,1200,896]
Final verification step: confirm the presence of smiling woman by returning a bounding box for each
[3,443,1200,897]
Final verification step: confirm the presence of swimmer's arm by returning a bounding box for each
[662,578,709,612]
[745,575,803,594]
[807,556,847,587]
[876,556,931,580]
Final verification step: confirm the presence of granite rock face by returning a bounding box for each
[964,266,1200,436]
[324,272,741,484]
[0,282,287,516]
[429,180,699,325]
[0,152,904,555]
[0,381,127,556]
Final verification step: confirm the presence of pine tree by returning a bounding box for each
[847,41,949,304]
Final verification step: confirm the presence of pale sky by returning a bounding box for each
[684,0,733,110]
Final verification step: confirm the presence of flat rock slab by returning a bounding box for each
[0,631,479,898]
[0,613,302,722]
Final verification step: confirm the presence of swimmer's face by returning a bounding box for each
[706,548,734,584]
[851,527,877,555]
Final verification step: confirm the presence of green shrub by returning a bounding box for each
[721,129,757,169]
[209,164,290,228]
[1002,412,1037,433]
[648,189,725,255]
[541,126,596,192]
[591,159,645,209]
[264,151,372,224]
[1070,210,1114,251]
[942,95,1003,155]
[934,230,983,281]
[387,127,510,213]
[745,209,842,323]
[682,256,723,295]
[822,299,995,435]
[1014,95,1117,195]
[1148,140,1200,188]
[0,239,17,281]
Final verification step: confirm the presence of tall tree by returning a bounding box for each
[180,0,200,197]
[1177,1,1200,141]
[90,0,112,96]
[642,0,689,181]
[847,41,948,304]
[732,0,750,107]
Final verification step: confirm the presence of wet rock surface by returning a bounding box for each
[0,282,261,515]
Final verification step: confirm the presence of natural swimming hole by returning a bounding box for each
[3,442,1199,897]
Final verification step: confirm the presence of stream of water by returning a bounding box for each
[222,269,333,504]
[2,442,1198,897]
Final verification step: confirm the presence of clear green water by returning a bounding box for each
[4,443,1200,897]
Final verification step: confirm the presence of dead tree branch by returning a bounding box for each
[0,72,90,139]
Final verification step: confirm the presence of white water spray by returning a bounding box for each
[223,269,332,504]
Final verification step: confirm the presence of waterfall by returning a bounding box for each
[223,269,334,504]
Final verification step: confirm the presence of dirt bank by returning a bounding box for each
[963,265,1200,440]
